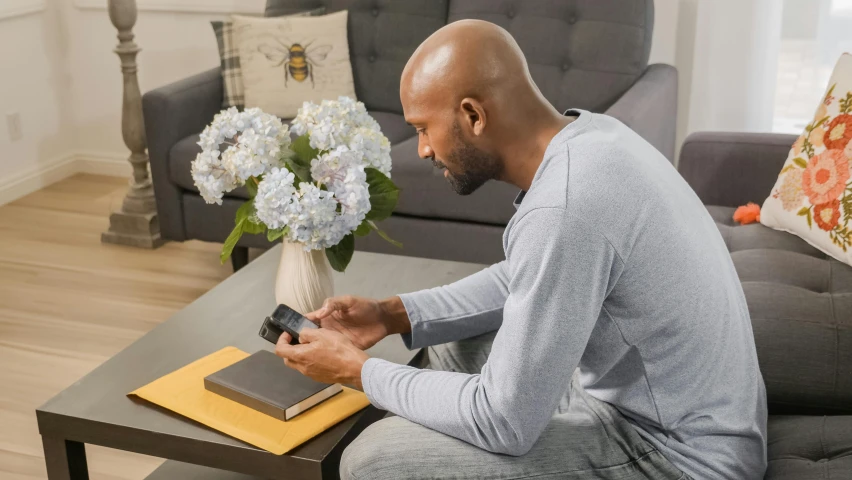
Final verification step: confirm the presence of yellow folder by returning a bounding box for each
[128,346,371,455]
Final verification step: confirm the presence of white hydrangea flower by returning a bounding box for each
[192,107,290,203]
[198,98,394,252]
[310,146,371,218]
[191,149,237,205]
[254,167,297,230]
[285,183,342,250]
[255,169,360,250]
[348,127,392,176]
[291,96,391,176]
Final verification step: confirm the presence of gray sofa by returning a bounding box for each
[679,132,852,479]
[142,0,677,270]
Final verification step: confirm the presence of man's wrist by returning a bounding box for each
[378,296,411,336]
[351,353,368,390]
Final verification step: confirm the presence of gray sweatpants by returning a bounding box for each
[340,331,689,479]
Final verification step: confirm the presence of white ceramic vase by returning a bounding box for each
[274,240,334,314]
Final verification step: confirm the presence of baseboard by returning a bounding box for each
[0,154,78,206]
[0,152,134,206]
[75,151,133,177]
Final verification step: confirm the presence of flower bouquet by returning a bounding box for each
[191,97,400,303]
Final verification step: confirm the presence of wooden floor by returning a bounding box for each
[0,174,244,479]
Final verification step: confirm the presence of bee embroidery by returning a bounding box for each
[258,39,333,87]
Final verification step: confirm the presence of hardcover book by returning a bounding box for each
[204,350,342,421]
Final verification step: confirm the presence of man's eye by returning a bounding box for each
[417,129,426,135]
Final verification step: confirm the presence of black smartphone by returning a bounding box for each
[258,303,318,345]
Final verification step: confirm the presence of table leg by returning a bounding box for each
[42,436,89,480]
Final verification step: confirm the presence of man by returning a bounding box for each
[275,20,768,479]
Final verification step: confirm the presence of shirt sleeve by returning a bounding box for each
[361,208,623,455]
[398,261,510,349]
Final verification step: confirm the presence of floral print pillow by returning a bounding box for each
[761,53,852,265]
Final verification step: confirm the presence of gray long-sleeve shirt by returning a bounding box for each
[361,110,768,479]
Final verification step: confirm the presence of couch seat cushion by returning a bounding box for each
[168,111,416,197]
[766,415,852,479]
[708,206,852,415]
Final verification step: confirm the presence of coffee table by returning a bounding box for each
[36,246,486,479]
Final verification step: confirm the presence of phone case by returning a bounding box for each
[259,317,289,345]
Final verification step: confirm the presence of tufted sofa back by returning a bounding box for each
[448,0,653,113]
[265,0,653,114]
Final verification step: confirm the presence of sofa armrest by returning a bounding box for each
[142,67,223,240]
[678,132,797,208]
[605,64,678,162]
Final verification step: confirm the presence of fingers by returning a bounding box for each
[297,327,325,343]
[275,334,296,359]
[305,298,339,321]
[306,295,355,322]
[279,331,292,344]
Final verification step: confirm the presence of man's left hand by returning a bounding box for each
[274,328,370,390]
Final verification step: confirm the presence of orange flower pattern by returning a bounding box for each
[824,114,852,150]
[801,149,850,205]
[814,200,842,231]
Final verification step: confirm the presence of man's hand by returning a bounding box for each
[305,295,410,350]
[275,328,370,389]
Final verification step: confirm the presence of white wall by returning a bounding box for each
[0,1,75,197]
[650,0,680,66]
[65,1,264,156]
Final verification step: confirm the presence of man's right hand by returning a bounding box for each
[306,296,411,350]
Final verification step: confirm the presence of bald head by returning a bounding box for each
[399,20,567,195]
[401,20,531,109]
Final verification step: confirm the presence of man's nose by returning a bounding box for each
[418,143,433,160]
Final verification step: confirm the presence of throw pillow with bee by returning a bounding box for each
[233,11,356,118]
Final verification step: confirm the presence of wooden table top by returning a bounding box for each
[36,246,485,479]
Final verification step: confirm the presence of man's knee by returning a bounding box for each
[339,416,415,480]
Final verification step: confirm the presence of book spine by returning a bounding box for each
[203,378,287,421]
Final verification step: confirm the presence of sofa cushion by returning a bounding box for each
[265,0,448,114]
[233,12,356,118]
[448,0,651,113]
[708,206,852,415]
[759,54,852,268]
[169,111,415,196]
[389,136,519,225]
[765,415,852,479]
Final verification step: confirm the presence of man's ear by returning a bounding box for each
[460,98,486,136]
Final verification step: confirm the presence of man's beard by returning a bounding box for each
[434,123,503,196]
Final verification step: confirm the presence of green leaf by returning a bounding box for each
[292,134,320,162]
[235,201,255,224]
[325,233,355,272]
[812,115,829,130]
[364,168,400,221]
[245,177,259,198]
[243,218,265,235]
[797,206,811,216]
[793,157,808,169]
[368,220,402,248]
[220,201,257,263]
[287,135,316,183]
[354,220,372,237]
[220,222,244,264]
[806,210,813,229]
[267,227,287,242]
